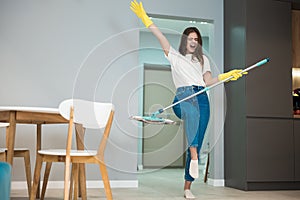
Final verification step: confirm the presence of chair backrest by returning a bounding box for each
[59,99,114,129]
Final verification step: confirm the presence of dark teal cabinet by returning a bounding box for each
[293,119,300,181]
[224,0,300,190]
[247,118,294,181]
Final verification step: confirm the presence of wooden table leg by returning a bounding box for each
[35,124,42,198]
[75,124,87,200]
[6,111,16,165]
[75,124,85,149]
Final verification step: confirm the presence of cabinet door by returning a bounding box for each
[246,0,292,118]
[294,120,300,181]
[247,118,294,181]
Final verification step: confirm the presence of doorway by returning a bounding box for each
[142,64,185,168]
[138,15,214,169]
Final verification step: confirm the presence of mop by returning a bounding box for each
[130,58,270,124]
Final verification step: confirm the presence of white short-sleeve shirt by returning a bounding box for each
[166,46,211,89]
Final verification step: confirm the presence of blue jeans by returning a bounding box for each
[172,86,210,182]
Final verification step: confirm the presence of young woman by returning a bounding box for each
[130,1,246,199]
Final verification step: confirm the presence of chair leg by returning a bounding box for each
[64,157,71,200]
[69,164,87,200]
[8,149,32,197]
[23,150,32,197]
[0,152,6,161]
[79,164,87,200]
[72,164,79,200]
[69,166,74,200]
[99,163,113,200]
[41,162,52,200]
[30,154,43,200]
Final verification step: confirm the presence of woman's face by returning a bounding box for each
[186,32,198,54]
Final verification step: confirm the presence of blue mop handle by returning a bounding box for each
[151,58,270,117]
[241,57,270,73]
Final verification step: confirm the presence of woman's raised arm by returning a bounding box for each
[130,0,170,56]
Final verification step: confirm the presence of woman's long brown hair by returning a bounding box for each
[179,27,204,66]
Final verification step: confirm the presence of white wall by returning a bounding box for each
[0,0,224,187]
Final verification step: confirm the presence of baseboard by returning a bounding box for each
[207,178,224,187]
[11,180,138,190]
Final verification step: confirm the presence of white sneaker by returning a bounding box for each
[189,160,199,178]
[184,189,196,199]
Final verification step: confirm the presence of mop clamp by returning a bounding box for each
[130,58,270,124]
[151,109,164,117]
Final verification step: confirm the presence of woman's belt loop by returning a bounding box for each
[176,85,205,93]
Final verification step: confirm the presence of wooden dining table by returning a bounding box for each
[0,106,68,165]
[0,106,87,198]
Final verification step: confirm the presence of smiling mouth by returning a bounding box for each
[190,44,196,49]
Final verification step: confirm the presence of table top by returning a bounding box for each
[0,106,67,124]
[0,106,59,114]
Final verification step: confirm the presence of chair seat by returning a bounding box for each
[0,123,9,127]
[0,148,30,151]
[38,149,98,156]
[0,148,31,197]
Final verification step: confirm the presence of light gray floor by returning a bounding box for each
[11,168,300,199]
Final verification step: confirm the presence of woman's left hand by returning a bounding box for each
[218,69,248,81]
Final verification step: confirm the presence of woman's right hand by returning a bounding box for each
[130,0,153,28]
[130,0,170,56]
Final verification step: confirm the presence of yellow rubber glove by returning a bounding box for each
[218,69,248,81]
[130,0,153,28]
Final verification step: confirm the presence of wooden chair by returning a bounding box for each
[0,122,32,197]
[30,99,115,200]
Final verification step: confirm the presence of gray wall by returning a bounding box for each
[0,0,224,185]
